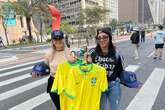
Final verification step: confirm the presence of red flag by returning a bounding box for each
[47,4,61,31]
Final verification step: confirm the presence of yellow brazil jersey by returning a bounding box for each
[51,60,81,110]
[65,63,108,110]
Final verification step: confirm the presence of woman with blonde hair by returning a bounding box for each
[32,29,75,110]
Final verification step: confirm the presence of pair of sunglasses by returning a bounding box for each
[96,35,109,41]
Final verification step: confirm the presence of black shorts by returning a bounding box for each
[155,44,164,49]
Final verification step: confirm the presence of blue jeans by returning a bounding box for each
[100,79,121,110]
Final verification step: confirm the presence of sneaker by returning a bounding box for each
[153,57,157,59]
[135,57,139,59]
[159,57,162,60]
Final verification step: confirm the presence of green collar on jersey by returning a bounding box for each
[79,63,93,73]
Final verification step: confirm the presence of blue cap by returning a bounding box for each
[120,71,142,88]
[32,62,50,75]
[51,30,64,39]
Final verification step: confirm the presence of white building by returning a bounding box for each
[59,0,104,25]
[104,0,118,24]
[148,0,165,24]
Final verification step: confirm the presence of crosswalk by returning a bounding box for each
[126,68,165,110]
[0,60,165,110]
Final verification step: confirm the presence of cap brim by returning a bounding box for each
[126,81,142,88]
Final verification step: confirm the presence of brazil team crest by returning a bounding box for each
[91,77,97,86]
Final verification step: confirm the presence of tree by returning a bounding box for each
[77,7,108,36]
[12,0,62,42]
[11,0,44,42]
[60,21,77,34]
[0,2,15,46]
[110,19,118,32]
[82,7,107,25]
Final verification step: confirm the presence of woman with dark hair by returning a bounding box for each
[89,27,124,110]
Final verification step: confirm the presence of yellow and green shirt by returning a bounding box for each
[51,60,81,110]
[65,63,108,110]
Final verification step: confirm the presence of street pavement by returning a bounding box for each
[0,35,165,110]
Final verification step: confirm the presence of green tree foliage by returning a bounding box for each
[11,0,51,42]
[60,21,77,34]
[78,7,108,26]
[11,0,36,42]
[110,19,118,31]
[77,7,108,36]
[0,2,15,45]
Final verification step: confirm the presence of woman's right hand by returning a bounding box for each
[31,72,38,78]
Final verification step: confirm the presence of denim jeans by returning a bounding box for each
[100,79,121,110]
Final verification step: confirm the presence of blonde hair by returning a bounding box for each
[50,41,57,62]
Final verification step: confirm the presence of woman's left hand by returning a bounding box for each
[83,52,92,63]
[67,51,77,63]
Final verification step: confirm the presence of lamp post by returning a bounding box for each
[142,0,144,24]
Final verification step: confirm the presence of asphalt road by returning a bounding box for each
[0,37,165,110]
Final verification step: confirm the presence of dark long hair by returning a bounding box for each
[95,27,116,56]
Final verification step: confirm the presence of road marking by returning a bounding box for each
[147,51,155,58]
[0,56,18,63]
[126,68,165,110]
[115,38,130,43]
[32,49,49,54]
[125,65,140,72]
[0,74,31,87]
[0,66,32,78]
[21,44,50,49]
[9,92,50,110]
[0,76,48,101]
[0,48,13,52]
[0,59,43,72]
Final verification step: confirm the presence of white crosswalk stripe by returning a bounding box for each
[0,56,18,63]
[9,93,50,110]
[126,68,165,110]
[0,74,31,87]
[0,76,48,101]
[0,59,43,72]
[125,65,140,72]
[0,66,32,78]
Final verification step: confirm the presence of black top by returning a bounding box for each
[89,48,124,82]
[130,31,140,44]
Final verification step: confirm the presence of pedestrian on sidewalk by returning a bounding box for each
[140,29,145,43]
[31,30,76,110]
[89,27,124,110]
[153,25,165,60]
[130,28,140,59]
[0,36,5,47]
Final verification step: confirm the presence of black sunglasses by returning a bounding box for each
[96,35,109,41]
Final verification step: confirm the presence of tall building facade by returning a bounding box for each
[59,0,104,25]
[118,0,139,23]
[148,0,165,24]
[118,0,165,24]
[104,0,118,24]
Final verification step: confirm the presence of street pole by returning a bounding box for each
[142,0,144,25]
